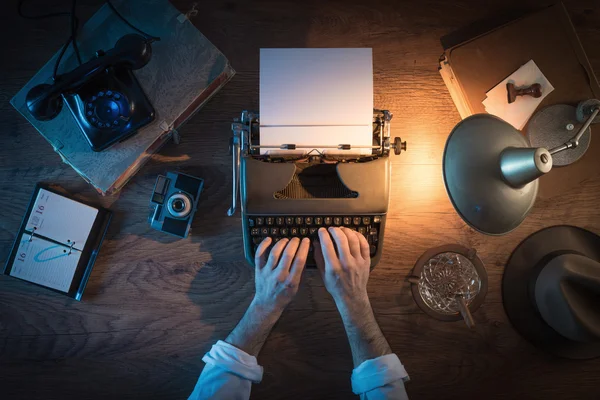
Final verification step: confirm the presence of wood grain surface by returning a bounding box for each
[1,0,600,399]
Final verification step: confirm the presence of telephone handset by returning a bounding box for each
[26,34,156,152]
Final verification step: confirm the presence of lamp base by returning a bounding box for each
[527,105,591,167]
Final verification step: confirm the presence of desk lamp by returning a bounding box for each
[443,100,600,235]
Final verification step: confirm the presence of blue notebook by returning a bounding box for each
[11,0,235,194]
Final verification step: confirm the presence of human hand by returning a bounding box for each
[314,227,371,313]
[313,228,392,367]
[252,237,310,315]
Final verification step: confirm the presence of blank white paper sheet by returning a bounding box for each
[482,60,555,130]
[259,48,373,155]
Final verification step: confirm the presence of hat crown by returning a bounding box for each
[535,254,600,342]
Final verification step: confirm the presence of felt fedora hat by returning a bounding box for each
[502,225,600,359]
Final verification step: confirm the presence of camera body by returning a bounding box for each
[149,172,204,238]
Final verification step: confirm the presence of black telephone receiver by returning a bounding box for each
[26,34,156,151]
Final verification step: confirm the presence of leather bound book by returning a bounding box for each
[11,0,234,195]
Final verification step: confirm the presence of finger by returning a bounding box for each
[289,237,310,284]
[265,238,290,269]
[254,237,273,269]
[328,227,351,264]
[318,228,338,270]
[357,231,370,260]
[342,227,361,259]
[275,237,301,273]
[313,239,326,276]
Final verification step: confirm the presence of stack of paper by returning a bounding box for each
[259,48,373,155]
[482,60,554,130]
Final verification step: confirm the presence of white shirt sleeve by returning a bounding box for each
[188,340,263,400]
[351,354,410,400]
[188,342,408,400]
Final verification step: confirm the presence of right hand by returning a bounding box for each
[314,227,371,311]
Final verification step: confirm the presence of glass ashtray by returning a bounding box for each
[409,245,488,325]
[418,252,481,314]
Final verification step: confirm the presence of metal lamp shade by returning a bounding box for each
[443,114,544,235]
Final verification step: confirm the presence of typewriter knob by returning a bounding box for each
[393,137,407,155]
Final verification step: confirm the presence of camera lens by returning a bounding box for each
[172,199,185,212]
[167,193,192,218]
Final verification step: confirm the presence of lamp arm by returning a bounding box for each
[549,107,600,155]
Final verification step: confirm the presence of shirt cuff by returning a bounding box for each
[351,353,409,394]
[202,340,264,383]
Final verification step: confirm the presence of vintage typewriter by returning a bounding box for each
[228,109,406,268]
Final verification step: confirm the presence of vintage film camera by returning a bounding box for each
[148,172,204,238]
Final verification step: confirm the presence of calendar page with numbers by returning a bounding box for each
[25,188,98,251]
[4,184,111,300]
[11,236,82,292]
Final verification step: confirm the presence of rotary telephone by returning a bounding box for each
[26,34,155,151]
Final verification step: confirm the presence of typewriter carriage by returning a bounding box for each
[228,109,406,216]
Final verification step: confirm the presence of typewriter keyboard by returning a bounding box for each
[247,215,383,267]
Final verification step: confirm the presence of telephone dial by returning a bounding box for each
[26,34,156,152]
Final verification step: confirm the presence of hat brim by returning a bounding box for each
[502,225,600,359]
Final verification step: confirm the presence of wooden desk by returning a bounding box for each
[1,0,599,398]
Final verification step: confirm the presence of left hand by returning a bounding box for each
[253,237,310,314]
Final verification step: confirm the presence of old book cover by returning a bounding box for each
[438,2,600,198]
[11,0,235,195]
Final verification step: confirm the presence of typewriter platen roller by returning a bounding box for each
[228,109,406,268]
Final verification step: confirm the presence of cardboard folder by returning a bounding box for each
[439,2,600,199]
